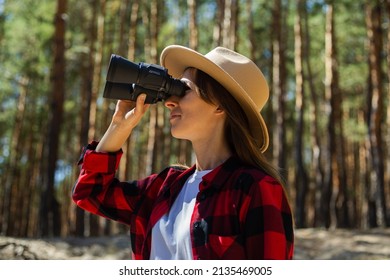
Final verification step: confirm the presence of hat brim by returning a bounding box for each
[160,45,269,152]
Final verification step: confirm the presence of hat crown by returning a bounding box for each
[205,47,269,111]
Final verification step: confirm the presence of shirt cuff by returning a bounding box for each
[78,141,123,173]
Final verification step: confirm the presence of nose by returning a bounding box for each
[164,96,179,109]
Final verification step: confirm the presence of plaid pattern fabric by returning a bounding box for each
[72,141,294,260]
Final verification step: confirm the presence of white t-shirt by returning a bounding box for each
[150,169,211,260]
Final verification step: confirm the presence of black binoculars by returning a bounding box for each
[103,54,189,104]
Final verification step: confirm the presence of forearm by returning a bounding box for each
[96,122,133,152]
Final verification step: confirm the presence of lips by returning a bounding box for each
[169,113,181,120]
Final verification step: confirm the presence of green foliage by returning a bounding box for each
[0,1,55,165]
[0,0,54,104]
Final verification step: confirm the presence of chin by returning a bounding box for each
[170,129,189,141]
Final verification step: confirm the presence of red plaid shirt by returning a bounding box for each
[72,141,294,260]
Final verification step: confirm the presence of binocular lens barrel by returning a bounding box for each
[103,82,134,100]
[103,54,189,104]
[106,55,140,84]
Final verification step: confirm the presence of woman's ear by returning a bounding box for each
[215,106,225,115]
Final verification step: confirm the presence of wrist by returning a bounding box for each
[96,127,132,153]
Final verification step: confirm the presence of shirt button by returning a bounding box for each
[198,193,206,201]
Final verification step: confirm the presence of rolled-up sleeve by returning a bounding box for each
[72,141,139,225]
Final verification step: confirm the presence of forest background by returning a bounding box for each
[0,0,389,240]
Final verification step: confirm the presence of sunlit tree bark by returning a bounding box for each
[365,0,388,227]
[293,0,309,228]
[271,0,287,170]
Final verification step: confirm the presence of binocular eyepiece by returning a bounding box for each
[103,54,188,104]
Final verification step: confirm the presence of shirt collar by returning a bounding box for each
[199,156,243,191]
[163,156,244,197]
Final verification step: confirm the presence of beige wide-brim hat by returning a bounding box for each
[160,45,270,152]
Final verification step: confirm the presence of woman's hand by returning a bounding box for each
[96,94,150,152]
[112,94,150,128]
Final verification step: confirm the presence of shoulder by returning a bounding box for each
[210,157,282,191]
[148,164,190,186]
[158,164,189,177]
[229,165,288,204]
[230,164,280,188]
[236,167,291,213]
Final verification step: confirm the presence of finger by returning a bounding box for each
[134,94,150,115]
[136,94,147,106]
[116,99,135,113]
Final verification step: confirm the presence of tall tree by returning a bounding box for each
[71,0,100,237]
[1,77,28,236]
[385,0,390,209]
[294,0,309,228]
[89,0,107,236]
[271,0,288,170]
[121,0,140,181]
[365,0,388,227]
[246,0,256,60]
[323,1,348,228]
[303,1,325,227]
[40,0,67,237]
[222,0,239,50]
[89,0,106,142]
[213,0,224,46]
[188,0,198,50]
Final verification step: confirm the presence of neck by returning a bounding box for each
[192,137,232,171]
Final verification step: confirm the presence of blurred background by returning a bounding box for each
[0,0,389,251]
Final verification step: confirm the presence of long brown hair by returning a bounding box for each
[189,68,285,185]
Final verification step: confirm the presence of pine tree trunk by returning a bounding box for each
[246,0,256,60]
[294,0,309,228]
[365,0,388,227]
[385,0,390,223]
[222,0,238,50]
[118,0,131,56]
[40,0,67,237]
[213,0,224,46]
[188,0,198,50]
[89,0,107,237]
[2,78,29,236]
[302,0,325,227]
[271,0,287,169]
[324,2,349,229]
[323,2,335,229]
[118,0,139,183]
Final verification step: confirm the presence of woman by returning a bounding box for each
[72,45,294,260]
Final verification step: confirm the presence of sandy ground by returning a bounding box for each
[1,228,390,260]
[293,228,390,259]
